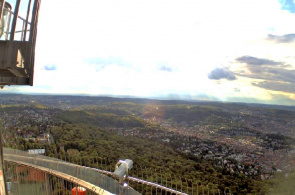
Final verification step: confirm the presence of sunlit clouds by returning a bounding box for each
[4,0,295,105]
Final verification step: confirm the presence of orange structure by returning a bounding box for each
[72,187,87,195]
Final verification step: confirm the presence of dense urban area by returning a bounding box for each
[1,94,295,194]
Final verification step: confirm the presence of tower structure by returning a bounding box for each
[0,0,41,88]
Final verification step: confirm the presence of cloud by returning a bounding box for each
[235,55,294,86]
[86,56,130,66]
[254,67,295,82]
[44,65,57,71]
[159,66,172,72]
[236,65,295,82]
[252,81,295,93]
[233,88,240,93]
[7,0,295,106]
[267,34,295,43]
[208,68,236,80]
[85,57,132,71]
[235,63,295,94]
[236,56,282,66]
[279,0,295,13]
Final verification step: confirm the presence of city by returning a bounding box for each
[1,94,295,194]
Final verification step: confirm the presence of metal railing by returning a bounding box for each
[3,148,141,195]
[2,7,31,39]
[2,147,231,195]
[0,0,32,41]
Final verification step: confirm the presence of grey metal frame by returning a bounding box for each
[0,0,41,87]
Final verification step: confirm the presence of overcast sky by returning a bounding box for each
[3,0,295,106]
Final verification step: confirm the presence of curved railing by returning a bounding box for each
[3,148,226,195]
[3,148,141,195]
[3,148,192,195]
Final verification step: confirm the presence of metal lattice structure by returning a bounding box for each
[0,0,41,88]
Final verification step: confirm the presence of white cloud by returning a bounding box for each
[4,0,295,105]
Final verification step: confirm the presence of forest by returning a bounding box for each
[1,99,295,194]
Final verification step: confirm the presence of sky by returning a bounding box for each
[2,0,295,106]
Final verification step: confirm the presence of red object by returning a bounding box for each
[72,187,87,195]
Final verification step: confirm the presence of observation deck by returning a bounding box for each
[2,148,190,195]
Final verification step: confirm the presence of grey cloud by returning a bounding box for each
[246,66,264,74]
[246,67,295,83]
[235,54,293,83]
[235,64,295,94]
[233,54,295,94]
[44,65,57,71]
[252,81,295,93]
[236,56,282,66]
[208,68,236,80]
[267,68,295,83]
[267,34,295,43]
[159,66,172,72]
